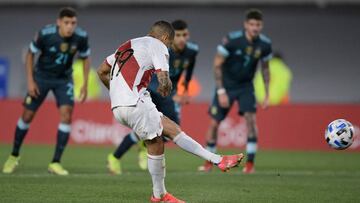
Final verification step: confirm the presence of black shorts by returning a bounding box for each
[208,86,256,122]
[149,89,180,125]
[23,77,74,112]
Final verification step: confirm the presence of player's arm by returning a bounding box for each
[175,57,196,105]
[261,60,270,98]
[26,31,43,98]
[78,35,91,102]
[183,57,196,93]
[214,53,226,90]
[157,71,172,97]
[97,61,111,90]
[25,51,40,98]
[260,44,272,109]
[213,52,230,108]
[151,40,172,97]
[78,57,90,102]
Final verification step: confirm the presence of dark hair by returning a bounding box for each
[245,9,263,21]
[171,20,188,30]
[151,20,175,39]
[58,7,77,19]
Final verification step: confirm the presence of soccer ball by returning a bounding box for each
[325,119,355,150]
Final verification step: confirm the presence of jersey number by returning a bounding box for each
[243,55,251,67]
[56,53,68,65]
[110,48,134,80]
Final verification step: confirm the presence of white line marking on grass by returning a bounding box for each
[1,170,360,178]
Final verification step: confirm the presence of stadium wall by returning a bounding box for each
[1,100,359,151]
[0,6,359,103]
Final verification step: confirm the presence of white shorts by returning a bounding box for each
[112,91,163,141]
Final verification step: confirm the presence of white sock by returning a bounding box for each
[173,132,222,164]
[147,154,166,199]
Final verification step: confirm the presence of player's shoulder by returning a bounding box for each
[39,24,57,36]
[74,27,88,38]
[186,41,199,54]
[259,33,272,45]
[147,36,168,51]
[226,30,244,41]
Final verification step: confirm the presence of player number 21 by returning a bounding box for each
[55,53,68,65]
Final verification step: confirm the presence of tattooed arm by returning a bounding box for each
[97,61,111,90]
[213,53,230,108]
[156,71,172,97]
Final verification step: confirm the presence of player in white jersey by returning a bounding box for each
[97,21,244,203]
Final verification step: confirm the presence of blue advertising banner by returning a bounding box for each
[0,58,9,98]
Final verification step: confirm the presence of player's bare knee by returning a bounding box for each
[60,111,72,124]
[145,136,164,155]
[59,106,73,124]
[21,109,35,123]
[210,119,220,129]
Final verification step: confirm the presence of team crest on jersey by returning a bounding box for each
[254,48,262,59]
[70,45,77,54]
[60,43,69,52]
[246,46,253,55]
[183,60,190,69]
[173,59,181,69]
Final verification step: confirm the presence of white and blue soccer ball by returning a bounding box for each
[325,119,355,150]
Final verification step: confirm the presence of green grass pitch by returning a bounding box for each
[1,144,360,203]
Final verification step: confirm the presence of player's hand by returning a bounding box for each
[262,94,269,109]
[218,92,230,108]
[79,85,88,103]
[28,80,40,98]
[173,94,190,105]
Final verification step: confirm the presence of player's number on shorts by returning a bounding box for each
[56,53,68,65]
[110,49,134,80]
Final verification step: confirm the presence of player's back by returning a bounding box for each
[106,36,169,108]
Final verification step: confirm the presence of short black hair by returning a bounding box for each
[151,20,175,40]
[245,9,263,21]
[171,20,188,30]
[58,7,77,19]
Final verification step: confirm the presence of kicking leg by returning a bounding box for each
[162,116,243,171]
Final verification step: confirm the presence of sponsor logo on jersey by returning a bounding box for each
[235,49,242,55]
[49,46,56,52]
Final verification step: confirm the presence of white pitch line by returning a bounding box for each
[1,170,360,178]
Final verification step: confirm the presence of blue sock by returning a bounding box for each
[246,137,257,163]
[113,132,138,159]
[206,142,217,154]
[52,123,71,163]
[11,118,30,157]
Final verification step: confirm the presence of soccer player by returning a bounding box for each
[97,21,243,202]
[106,20,198,175]
[198,9,272,174]
[2,7,90,175]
